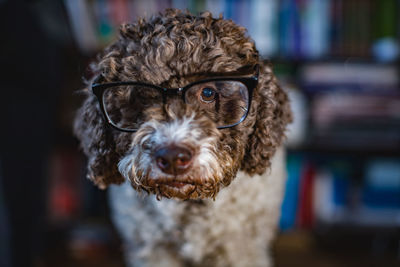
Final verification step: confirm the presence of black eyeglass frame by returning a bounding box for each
[92,64,259,132]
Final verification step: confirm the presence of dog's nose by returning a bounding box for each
[155,145,193,175]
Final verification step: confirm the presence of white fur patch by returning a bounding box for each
[149,114,202,146]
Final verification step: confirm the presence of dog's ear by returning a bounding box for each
[242,62,292,175]
[74,93,125,189]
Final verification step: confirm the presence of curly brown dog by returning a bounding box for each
[74,9,291,267]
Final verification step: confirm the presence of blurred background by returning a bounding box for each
[0,0,399,267]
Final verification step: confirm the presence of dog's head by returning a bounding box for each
[74,9,291,200]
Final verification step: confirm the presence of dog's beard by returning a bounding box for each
[118,114,237,200]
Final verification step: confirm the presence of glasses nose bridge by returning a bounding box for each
[162,87,185,104]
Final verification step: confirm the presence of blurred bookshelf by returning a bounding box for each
[45,0,400,265]
[65,0,399,61]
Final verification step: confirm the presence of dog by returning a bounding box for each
[74,9,291,267]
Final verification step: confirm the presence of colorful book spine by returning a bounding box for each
[249,0,279,57]
[280,154,304,231]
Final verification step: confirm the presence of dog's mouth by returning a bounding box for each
[162,180,192,188]
[133,175,220,200]
[152,179,198,199]
[158,180,196,191]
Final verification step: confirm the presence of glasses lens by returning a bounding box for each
[185,80,249,127]
[102,84,163,130]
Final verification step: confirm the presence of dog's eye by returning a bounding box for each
[200,88,217,103]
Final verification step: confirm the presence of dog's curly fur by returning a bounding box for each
[74,9,291,267]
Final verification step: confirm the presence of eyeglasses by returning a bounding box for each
[92,65,259,132]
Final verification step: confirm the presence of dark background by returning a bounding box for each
[0,1,399,267]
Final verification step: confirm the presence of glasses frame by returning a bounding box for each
[92,65,259,132]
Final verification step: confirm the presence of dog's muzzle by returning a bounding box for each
[117,112,234,199]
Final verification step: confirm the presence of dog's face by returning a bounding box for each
[74,9,291,200]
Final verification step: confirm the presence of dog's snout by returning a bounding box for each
[155,145,193,175]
